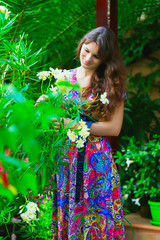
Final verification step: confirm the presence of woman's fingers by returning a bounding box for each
[54,120,60,126]
[34,102,40,107]
[54,125,59,130]
[37,94,48,102]
[34,95,49,107]
[53,118,76,129]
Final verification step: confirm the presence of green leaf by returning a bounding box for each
[3,85,26,103]
[0,153,23,168]
[0,184,15,201]
[42,166,46,189]
[16,172,38,195]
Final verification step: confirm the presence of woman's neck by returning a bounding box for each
[76,66,93,89]
[77,66,94,77]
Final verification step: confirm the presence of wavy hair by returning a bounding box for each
[77,27,127,120]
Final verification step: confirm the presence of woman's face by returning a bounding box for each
[80,42,102,71]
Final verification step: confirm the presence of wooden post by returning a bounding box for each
[96,0,118,151]
[96,0,117,35]
[96,0,108,27]
[110,0,118,36]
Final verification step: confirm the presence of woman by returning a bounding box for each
[51,27,126,240]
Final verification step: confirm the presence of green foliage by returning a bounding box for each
[120,91,160,145]
[115,134,160,211]
[118,0,160,64]
[0,197,16,239]
[119,18,160,65]
[0,82,81,198]
[0,77,82,237]
[0,9,43,95]
[1,0,160,68]
[37,198,52,239]
[0,9,84,227]
[0,198,16,226]
[118,0,160,34]
[128,69,160,92]
[15,198,52,240]
[2,0,96,69]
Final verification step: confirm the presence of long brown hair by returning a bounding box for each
[77,27,127,120]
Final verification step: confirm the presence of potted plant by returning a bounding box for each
[148,201,160,226]
[115,134,160,225]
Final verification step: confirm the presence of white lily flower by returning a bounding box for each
[79,127,90,139]
[36,71,50,81]
[67,129,78,142]
[20,201,39,223]
[49,68,71,79]
[76,137,85,148]
[126,158,134,168]
[21,211,37,223]
[27,211,37,221]
[49,85,58,96]
[20,212,30,223]
[55,72,66,82]
[49,67,63,77]
[123,194,129,200]
[100,92,109,104]
[78,119,87,128]
[0,5,10,19]
[132,198,141,206]
[62,69,72,78]
[26,202,37,213]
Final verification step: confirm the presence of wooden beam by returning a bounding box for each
[96,0,118,36]
[96,0,108,27]
[110,0,118,36]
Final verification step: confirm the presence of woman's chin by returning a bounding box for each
[81,62,91,69]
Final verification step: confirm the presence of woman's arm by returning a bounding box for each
[90,101,124,137]
[54,101,124,136]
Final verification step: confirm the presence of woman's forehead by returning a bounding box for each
[83,42,99,54]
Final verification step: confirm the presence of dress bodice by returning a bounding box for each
[66,68,127,117]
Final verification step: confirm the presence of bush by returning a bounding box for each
[115,134,160,212]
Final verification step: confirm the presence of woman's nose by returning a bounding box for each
[85,54,92,62]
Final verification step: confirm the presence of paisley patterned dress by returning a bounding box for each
[51,69,125,240]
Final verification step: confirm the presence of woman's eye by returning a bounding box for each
[94,55,100,59]
[85,48,89,52]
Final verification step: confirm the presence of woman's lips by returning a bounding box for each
[83,60,89,65]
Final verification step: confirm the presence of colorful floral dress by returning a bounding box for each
[51,69,125,240]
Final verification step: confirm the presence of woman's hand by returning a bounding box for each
[34,96,77,130]
[53,118,77,130]
[34,94,49,107]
